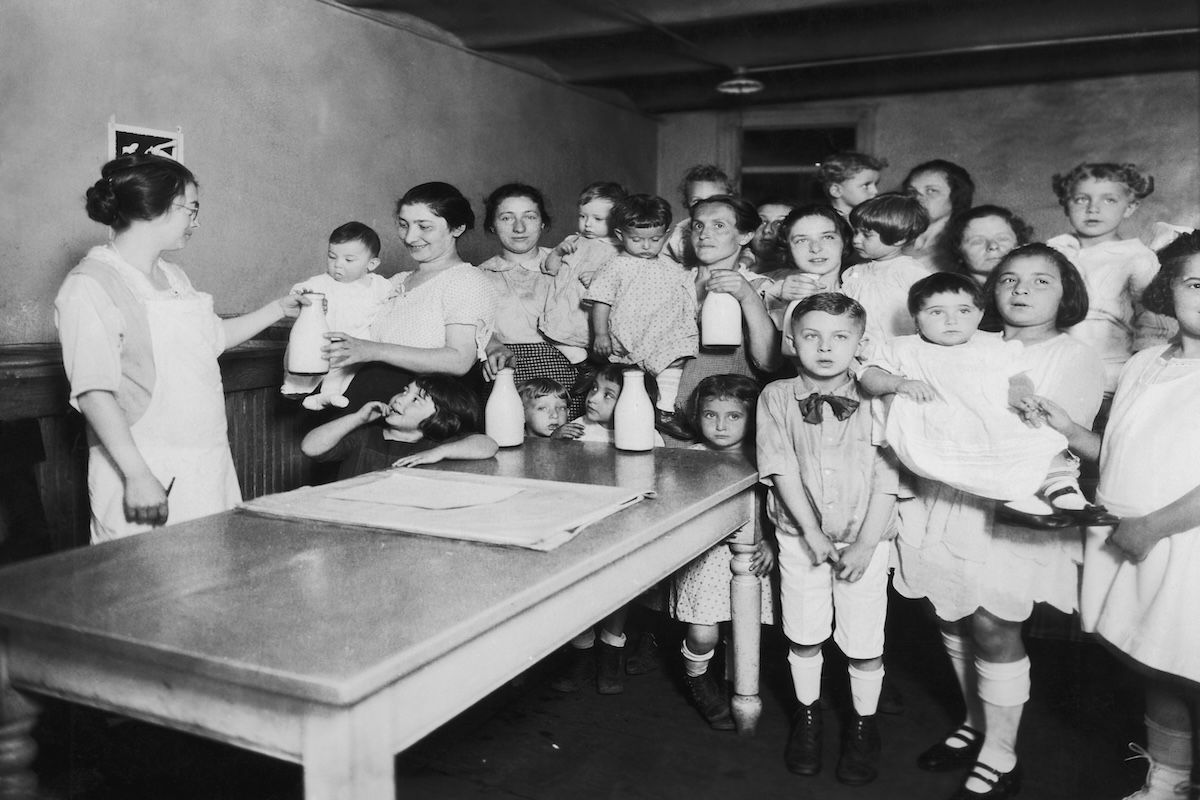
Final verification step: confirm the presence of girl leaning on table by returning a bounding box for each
[55,155,306,543]
[1023,230,1200,800]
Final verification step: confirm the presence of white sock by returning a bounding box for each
[1146,714,1193,770]
[1043,476,1090,511]
[599,628,626,648]
[787,649,823,706]
[681,642,714,678]
[970,656,1030,783]
[942,631,984,735]
[848,664,884,716]
[655,365,683,413]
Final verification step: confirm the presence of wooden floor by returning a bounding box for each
[27,590,1150,800]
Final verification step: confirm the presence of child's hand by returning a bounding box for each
[835,540,875,583]
[802,529,838,567]
[550,421,584,440]
[392,448,446,468]
[592,333,614,358]
[705,269,754,302]
[777,273,825,302]
[358,400,389,423]
[750,538,776,577]
[1106,516,1156,562]
[1016,395,1074,433]
[896,379,936,403]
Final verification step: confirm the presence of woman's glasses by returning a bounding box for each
[174,203,200,223]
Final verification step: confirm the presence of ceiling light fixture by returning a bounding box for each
[715,67,764,96]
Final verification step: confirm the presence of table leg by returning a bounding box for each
[728,530,762,736]
[302,695,394,800]
[0,651,39,800]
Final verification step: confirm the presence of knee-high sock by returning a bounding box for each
[848,664,884,717]
[655,365,683,413]
[970,656,1030,783]
[942,630,984,733]
[788,649,823,706]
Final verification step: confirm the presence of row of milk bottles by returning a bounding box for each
[286,288,743,451]
[486,290,741,449]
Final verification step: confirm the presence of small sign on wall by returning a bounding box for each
[108,116,184,162]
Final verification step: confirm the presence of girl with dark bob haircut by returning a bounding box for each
[396,181,475,232]
[411,374,483,441]
[85,154,197,233]
[850,192,931,247]
[981,243,1090,331]
[483,183,552,234]
[1141,229,1200,318]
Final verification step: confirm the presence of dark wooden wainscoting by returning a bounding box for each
[1,342,317,552]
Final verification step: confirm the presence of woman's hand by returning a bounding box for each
[592,332,614,358]
[896,379,937,403]
[482,346,516,381]
[1016,395,1072,432]
[750,538,776,577]
[123,472,169,526]
[777,273,825,302]
[705,269,755,303]
[323,332,375,368]
[1106,516,1160,562]
[278,293,307,319]
[550,421,584,440]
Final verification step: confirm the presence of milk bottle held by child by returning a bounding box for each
[485,367,525,447]
[614,368,655,451]
[286,293,330,375]
[701,291,742,346]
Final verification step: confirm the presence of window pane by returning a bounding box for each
[741,127,857,169]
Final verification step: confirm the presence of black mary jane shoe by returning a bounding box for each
[995,504,1073,529]
[1044,487,1121,526]
[916,724,983,772]
[949,762,1021,800]
[654,408,694,442]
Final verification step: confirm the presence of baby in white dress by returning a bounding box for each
[283,222,393,410]
[859,272,1115,526]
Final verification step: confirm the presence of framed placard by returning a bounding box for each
[107,116,184,162]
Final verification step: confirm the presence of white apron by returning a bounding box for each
[89,282,240,543]
[1080,347,1200,682]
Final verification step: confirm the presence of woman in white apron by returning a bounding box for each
[1027,230,1200,800]
[55,155,303,543]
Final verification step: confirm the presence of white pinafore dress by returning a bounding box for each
[88,264,240,543]
[1080,346,1200,682]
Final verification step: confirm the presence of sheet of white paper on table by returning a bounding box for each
[327,473,522,509]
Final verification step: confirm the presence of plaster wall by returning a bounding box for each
[0,0,656,343]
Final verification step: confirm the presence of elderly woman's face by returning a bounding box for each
[992,254,1065,330]
[960,215,1019,282]
[397,202,463,265]
[492,195,544,257]
[906,170,953,224]
[690,202,753,266]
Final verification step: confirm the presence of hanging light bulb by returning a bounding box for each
[715,67,764,95]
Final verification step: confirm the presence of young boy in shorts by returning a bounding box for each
[757,292,900,787]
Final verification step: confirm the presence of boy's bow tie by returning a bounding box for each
[799,392,860,424]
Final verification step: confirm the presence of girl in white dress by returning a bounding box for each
[841,193,932,359]
[669,375,775,730]
[1027,230,1200,800]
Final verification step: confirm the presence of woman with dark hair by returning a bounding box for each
[331,181,497,406]
[664,195,781,441]
[55,155,303,542]
[903,159,976,272]
[475,183,580,413]
[895,242,1104,800]
[758,204,853,329]
[301,374,498,479]
[940,206,1034,286]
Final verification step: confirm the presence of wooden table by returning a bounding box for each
[0,439,762,799]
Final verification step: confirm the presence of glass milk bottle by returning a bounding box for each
[485,367,525,447]
[614,368,655,452]
[286,293,330,375]
[700,290,743,346]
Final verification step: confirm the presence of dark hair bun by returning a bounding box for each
[84,179,120,226]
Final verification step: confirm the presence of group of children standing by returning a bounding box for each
[292,153,1199,800]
